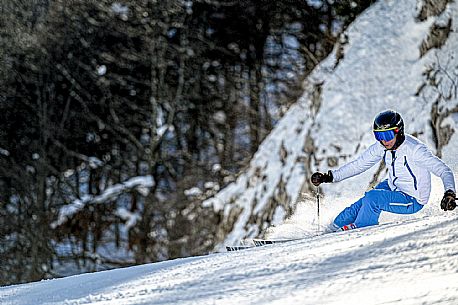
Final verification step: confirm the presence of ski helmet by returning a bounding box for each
[373,110,405,149]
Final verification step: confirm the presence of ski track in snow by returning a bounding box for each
[1,214,458,305]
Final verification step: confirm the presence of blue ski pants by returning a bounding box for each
[333,180,424,228]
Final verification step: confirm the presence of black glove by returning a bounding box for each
[441,190,456,211]
[311,170,333,186]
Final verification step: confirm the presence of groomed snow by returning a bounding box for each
[1,209,457,305]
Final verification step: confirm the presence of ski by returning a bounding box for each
[252,238,299,247]
[226,227,363,251]
[226,238,304,251]
[225,245,253,252]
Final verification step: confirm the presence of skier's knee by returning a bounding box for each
[363,190,380,206]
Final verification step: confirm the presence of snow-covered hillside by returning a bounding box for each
[203,0,458,248]
[2,211,458,305]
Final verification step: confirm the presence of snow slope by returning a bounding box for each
[1,212,458,305]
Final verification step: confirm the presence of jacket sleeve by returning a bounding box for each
[331,143,383,182]
[414,144,456,193]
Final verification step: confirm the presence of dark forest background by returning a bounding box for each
[0,0,374,285]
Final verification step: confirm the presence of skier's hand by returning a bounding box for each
[311,170,333,186]
[441,190,456,211]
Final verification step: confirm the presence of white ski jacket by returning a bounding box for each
[331,134,456,204]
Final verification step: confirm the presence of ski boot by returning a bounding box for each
[340,223,357,231]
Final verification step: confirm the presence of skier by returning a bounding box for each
[311,110,456,231]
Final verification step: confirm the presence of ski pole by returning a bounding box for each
[316,187,320,234]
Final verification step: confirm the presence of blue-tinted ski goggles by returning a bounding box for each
[373,127,399,142]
